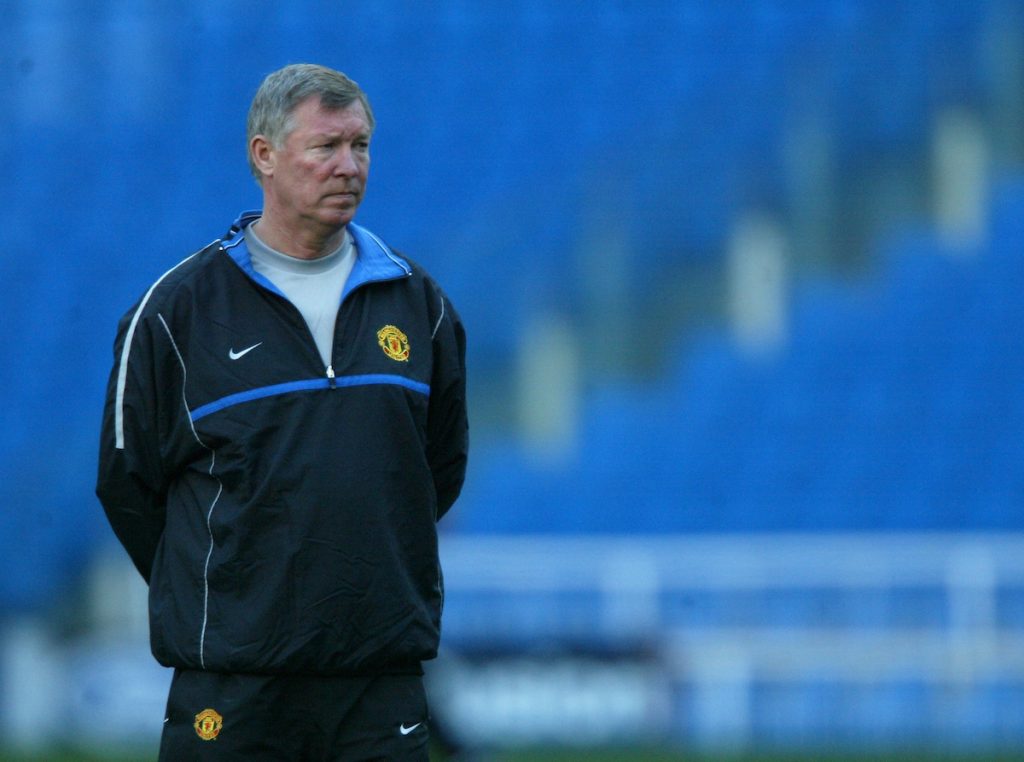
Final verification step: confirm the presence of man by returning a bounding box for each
[96,63,468,760]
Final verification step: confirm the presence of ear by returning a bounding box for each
[250,135,276,178]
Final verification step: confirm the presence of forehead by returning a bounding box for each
[288,96,371,137]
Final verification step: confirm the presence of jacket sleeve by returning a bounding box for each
[95,306,171,583]
[426,290,469,521]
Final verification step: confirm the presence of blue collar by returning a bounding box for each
[222,211,411,302]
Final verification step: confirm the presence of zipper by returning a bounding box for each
[227,232,414,391]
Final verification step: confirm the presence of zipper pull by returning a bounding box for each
[326,364,337,388]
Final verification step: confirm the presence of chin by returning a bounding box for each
[319,209,357,228]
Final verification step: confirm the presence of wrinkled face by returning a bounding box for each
[256,96,371,231]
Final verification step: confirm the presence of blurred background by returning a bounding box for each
[2,1,1024,759]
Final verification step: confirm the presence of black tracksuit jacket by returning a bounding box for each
[96,212,468,676]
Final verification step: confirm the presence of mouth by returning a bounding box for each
[323,191,358,206]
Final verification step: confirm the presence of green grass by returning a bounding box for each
[487,753,1024,762]
[0,753,144,762]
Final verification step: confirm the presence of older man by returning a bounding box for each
[97,63,468,760]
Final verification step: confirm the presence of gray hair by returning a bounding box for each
[246,63,375,180]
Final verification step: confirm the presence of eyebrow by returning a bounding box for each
[307,130,371,143]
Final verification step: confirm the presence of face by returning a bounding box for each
[254,96,372,232]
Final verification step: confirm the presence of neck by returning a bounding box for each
[253,214,346,261]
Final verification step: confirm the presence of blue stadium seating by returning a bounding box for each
[1,1,1020,612]
[456,175,1024,535]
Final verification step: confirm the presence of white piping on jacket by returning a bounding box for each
[114,249,206,449]
[157,313,222,669]
[431,296,446,339]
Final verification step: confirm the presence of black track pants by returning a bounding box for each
[158,669,430,761]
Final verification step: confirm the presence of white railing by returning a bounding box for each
[437,532,1024,747]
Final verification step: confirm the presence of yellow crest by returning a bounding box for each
[194,708,223,741]
[377,325,410,362]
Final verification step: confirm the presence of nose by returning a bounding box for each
[333,145,359,177]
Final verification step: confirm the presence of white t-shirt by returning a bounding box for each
[244,223,356,367]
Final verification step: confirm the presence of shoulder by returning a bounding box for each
[159,240,224,288]
[398,256,466,355]
[137,239,230,307]
[349,223,461,316]
[116,239,232,336]
[392,249,464,328]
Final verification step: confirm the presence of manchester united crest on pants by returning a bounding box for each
[193,708,223,741]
